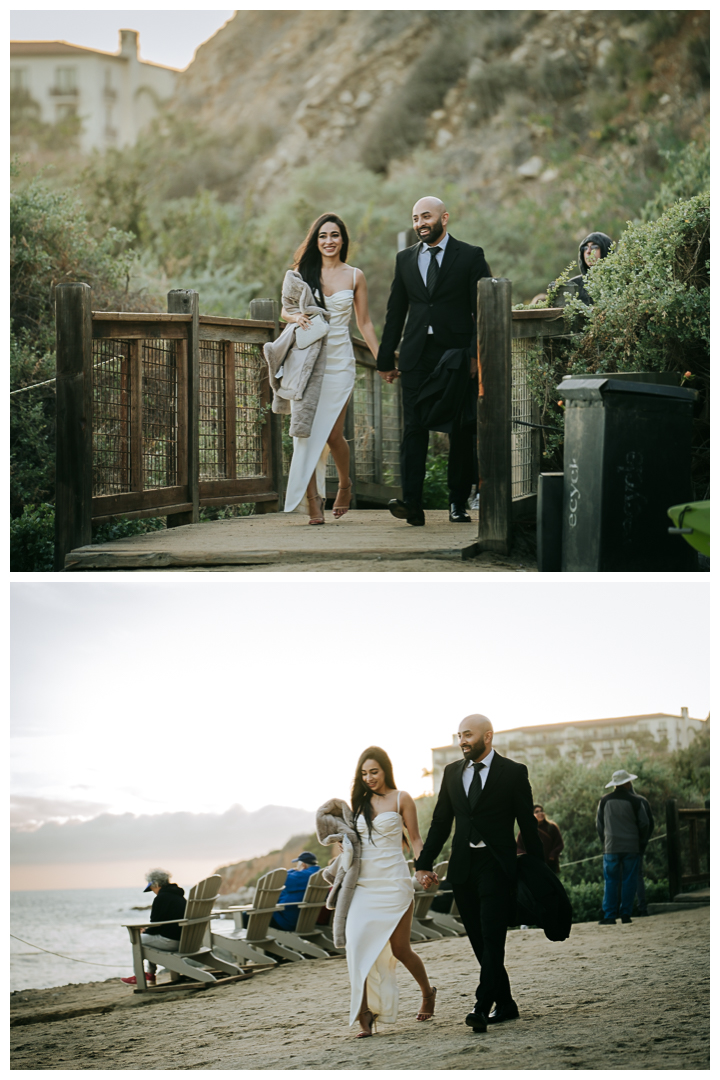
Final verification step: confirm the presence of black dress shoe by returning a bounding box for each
[449,502,471,523]
[388,499,425,526]
[465,1010,488,1033]
[487,1004,520,1024]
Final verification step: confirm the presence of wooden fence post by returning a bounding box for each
[167,290,199,527]
[250,298,282,513]
[476,277,512,555]
[666,798,682,899]
[54,282,93,570]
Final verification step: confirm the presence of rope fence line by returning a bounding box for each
[10,933,124,968]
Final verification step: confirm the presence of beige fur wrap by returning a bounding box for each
[263,269,328,438]
[315,798,361,949]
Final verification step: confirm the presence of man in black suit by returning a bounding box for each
[376,197,491,526]
[415,714,543,1032]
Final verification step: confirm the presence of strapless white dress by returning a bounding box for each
[283,286,356,514]
[344,808,415,1026]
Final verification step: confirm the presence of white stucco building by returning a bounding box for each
[431,709,708,792]
[10,30,179,152]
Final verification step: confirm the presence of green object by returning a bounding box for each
[667,501,710,556]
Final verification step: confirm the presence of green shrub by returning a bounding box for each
[9,504,166,572]
[640,140,710,222]
[423,453,450,510]
[10,503,55,571]
[10,333,56,517]
[10,170,136,351]
[92,516,165,543]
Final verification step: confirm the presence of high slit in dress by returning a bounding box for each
[344,793,415,1026]
[283,271,357,514]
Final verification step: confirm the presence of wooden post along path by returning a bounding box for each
[249,298,283,513]
[475,277,512,555]
[167,290,200,528]
[54,283,93,571]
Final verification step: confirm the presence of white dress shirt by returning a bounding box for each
[462,748,495,848]
[417,232,449,334]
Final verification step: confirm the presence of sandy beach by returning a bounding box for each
[10,906,708,1070]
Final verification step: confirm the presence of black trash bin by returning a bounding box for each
[559,374,697,571]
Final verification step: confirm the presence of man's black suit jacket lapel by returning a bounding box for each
[434,234,460,290]
[477,751,504,803]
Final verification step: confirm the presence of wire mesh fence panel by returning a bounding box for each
[381,379,402,487]
[92,339,132,496]
[235,342,265,477]
[199,341,226,480]
[511,337,534,499]
[353,365,376,484]
[142,340,178,489]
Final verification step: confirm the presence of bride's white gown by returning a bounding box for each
[344,800,415,1026]
[283,280,356,514]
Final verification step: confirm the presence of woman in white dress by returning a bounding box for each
[281,214,379,524]
[345,746,437,1037]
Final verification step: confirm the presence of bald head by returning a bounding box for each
[458,714,493,762]
[413,196,447,217]
[412,197,449,246]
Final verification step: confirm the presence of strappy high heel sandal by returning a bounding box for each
[356,1010,378,1038]
[332,482,352,519]
[416,986,437,1021]
[307,492,325,525]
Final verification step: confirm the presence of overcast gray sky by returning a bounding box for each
[10,9,234,70]
[12,579,709,816]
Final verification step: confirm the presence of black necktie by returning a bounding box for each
[469,762,486,845]
[426,246,440,295]
[468,761,485,809]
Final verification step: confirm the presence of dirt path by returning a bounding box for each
[11,907,708,1070]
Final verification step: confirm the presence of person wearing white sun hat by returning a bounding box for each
[596,770,650,926]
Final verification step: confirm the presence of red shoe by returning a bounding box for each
[121,973,156,985]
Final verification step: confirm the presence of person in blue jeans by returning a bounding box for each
[596,770,650,925]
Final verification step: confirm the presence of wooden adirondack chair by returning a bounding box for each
[122,874,249,992]
[269,870,338,959]
[211,868,305,966]
[427,862,467,936]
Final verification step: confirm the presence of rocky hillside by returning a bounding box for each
[214,831,339,897]
[173,9,709,209]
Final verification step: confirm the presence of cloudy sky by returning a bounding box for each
[10,9,234,70]
[11,580,709,889]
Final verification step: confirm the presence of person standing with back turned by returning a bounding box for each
[375,197,491,526]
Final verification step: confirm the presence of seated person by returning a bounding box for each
[550,231,614,304]
[242,851,320,932]
[121,868,186,986]
[271,851,320,931]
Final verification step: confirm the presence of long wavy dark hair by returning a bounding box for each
[292,212,350,309]
[351,745,398,845]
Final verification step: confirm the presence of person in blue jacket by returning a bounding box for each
[270,852,320,931]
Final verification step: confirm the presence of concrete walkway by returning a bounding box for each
[65,511,535,572]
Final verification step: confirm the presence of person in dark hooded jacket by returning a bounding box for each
[121,868,186,986]
[551,231,614,305]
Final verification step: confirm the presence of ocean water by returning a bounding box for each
[10,887,231,992]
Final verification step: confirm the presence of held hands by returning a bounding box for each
[415,870,439,890]
[379,369,400,384]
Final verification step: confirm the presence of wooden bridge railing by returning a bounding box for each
[54,284,402,569]
[475,278,573,556]
[54,284,280,569]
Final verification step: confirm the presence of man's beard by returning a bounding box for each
[461,739,485,761]
[415,219,444,245]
